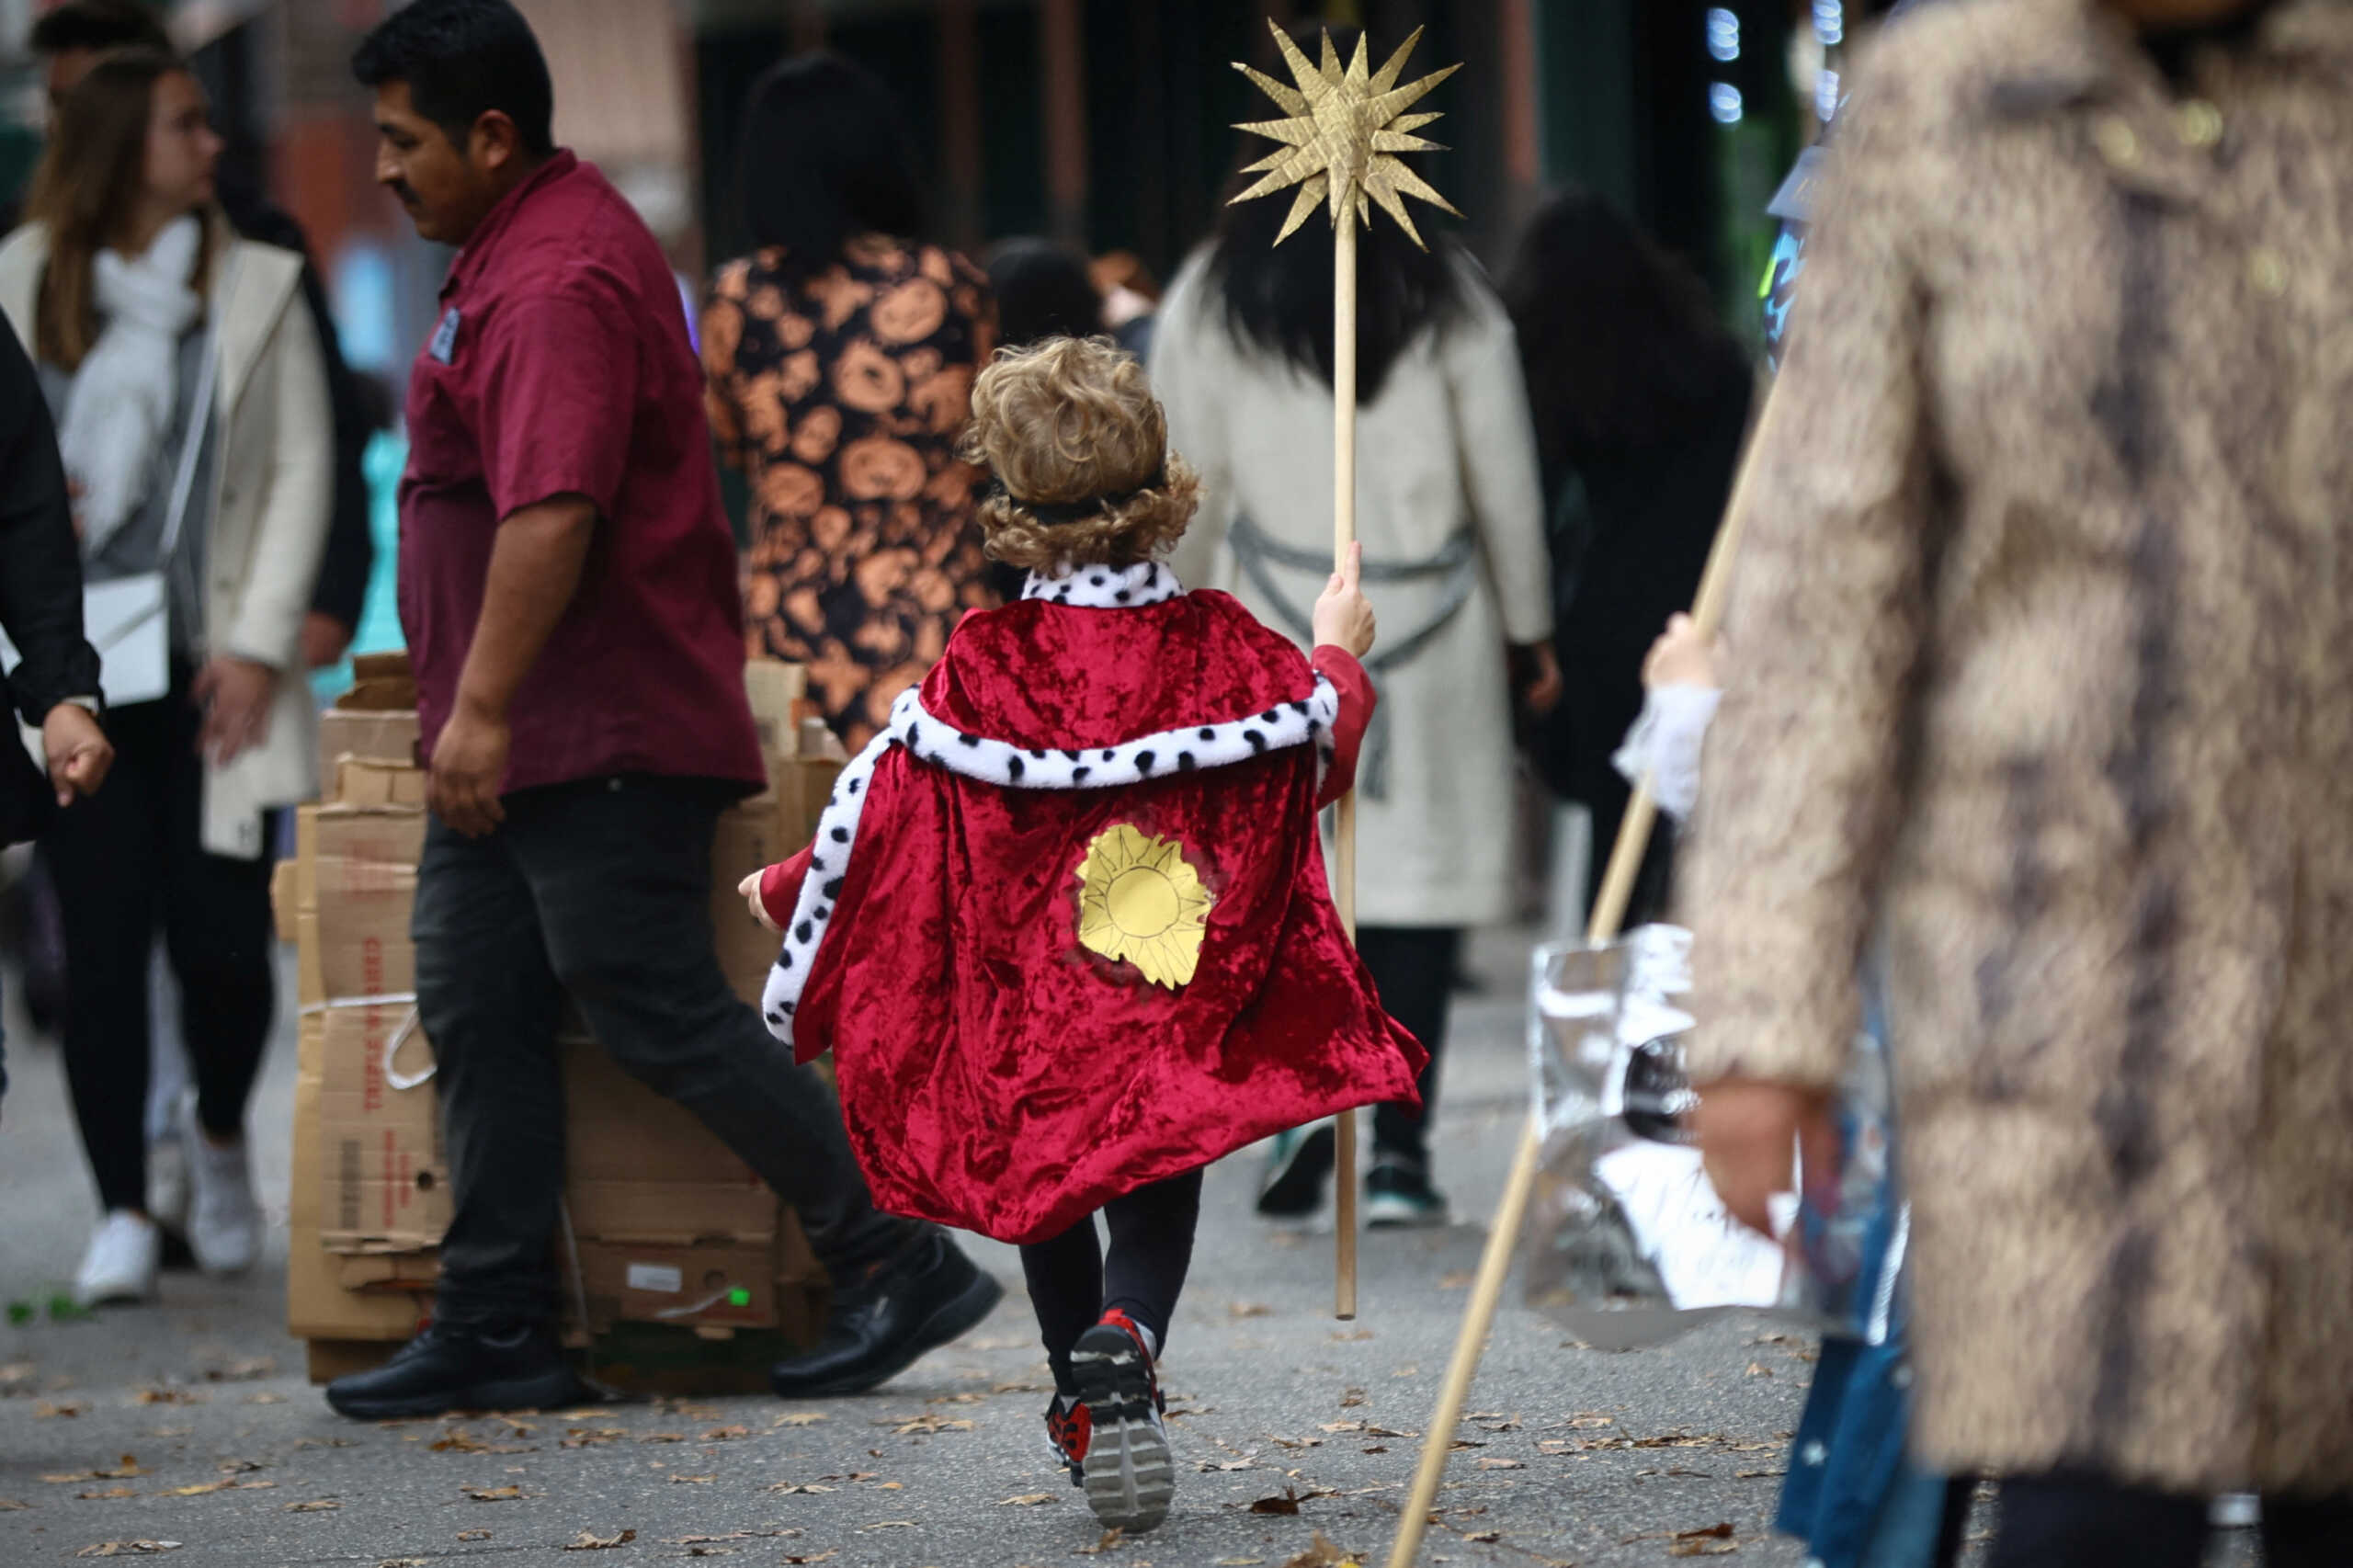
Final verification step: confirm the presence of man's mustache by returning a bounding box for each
[388,179,421,207]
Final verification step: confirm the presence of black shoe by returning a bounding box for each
[1364,1153,1449,1229]
[768,1230,1004,1399]
[1255,1121,1336,1219]
[324,1321,594,1421]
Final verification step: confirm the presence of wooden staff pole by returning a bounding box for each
[1382,383,1779,1568]
[1332,206,1361,1323]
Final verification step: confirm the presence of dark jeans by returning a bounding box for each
[45,678,274,1211]
[1987,1472,2353,1568]
[1018,1170,1203,1395]
[1357,925,1461,1165]
[415,774,911,1325]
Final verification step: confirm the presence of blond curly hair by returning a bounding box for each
[961,336,1201,574]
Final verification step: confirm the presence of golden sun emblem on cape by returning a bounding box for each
[1230,19,1462,247]
[1074,825,1214,990]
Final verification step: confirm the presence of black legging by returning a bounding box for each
[1987,1471,2353,1568]
[1357,926,1460,1165]
[44,670,275,1212]
[1020,1170,1203,1395]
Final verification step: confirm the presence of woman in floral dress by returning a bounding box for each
[702,54,995,748]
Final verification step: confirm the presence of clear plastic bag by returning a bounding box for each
[1521,926,1890,1349]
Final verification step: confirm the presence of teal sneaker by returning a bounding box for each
[1255,1121,1336,1219]
[1364,1153,1449,1228]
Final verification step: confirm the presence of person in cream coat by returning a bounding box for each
[0,48,330,1305]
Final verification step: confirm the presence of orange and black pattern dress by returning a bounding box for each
[702,237,996,749]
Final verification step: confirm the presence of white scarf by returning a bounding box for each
[57,214,204,553]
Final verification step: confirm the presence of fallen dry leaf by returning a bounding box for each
[780,1554,836,1565]
[1228,1301,1274,1319]
[0,1498,31,1510]
[891,1414,973,1436]
[1567,1415,1614,1429]
[1331,1328,1374,1341]
[1391,1365,1420,1378]
[999,1493,1056,1506]
[1467,1530,1503,1543]
[1338,1387,1366,1408]
[1249,1487,1303,1516]
[670,1473,717,1484]
[772,1411,829,1426]
[1199,1459,1257,1471]
[164,1479,275,1496]
[284,1500,341,1513]
[1216,1559,1267,1566]
[702,1425,751,1441]
[462,1484,523,1502]
[1736,1469,1786,1479]
[381,1560,427,1568]
[563,1529,636,1550]
[243,1392,287,1406]
[201,1357,276,1382]
[74,1488,139,1501]
[770,1483,837,1494]
[133,1390,202,1406]
[1279,1531,1351,1568]
[1476,1458,1526,1471]
[636,1430,686,1443]
[74,1546,181,1559]
[1745,1362,1772,1378]
[1438,1272,1475,1289]
[37,1402,87,1418]
[858,1520,915,1530]
[456,1530,492,1541]
[1074,1527,1125,1555]
[1665,1522,1738,1557]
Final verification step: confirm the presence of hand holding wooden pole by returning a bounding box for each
[1381,383,1781,1568]
[1230,19,1461,1323]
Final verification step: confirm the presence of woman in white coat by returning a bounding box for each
[1,49,330,1304]
[1151,98,1556,1226]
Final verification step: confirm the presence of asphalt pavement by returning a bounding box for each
[0,927,2261,1567]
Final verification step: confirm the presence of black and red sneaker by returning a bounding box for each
[1070,1310,1175,1532]
[1044,1393,1091,1487]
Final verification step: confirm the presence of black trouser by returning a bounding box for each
[45,673,274,1212]
[1019,1170,1204,1395]
[414,774,912,1325]
[1987,1472,2353,1568]
[1357,926,1460,1166]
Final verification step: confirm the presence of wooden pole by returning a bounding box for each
[1382,383,1779,1568]
[1332,206,1360,1324]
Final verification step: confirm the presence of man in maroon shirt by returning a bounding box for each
[324,0,998,1421]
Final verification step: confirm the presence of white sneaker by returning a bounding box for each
[73,1211,161,1307]
[147,1130,190,1233]
[181,1098,261,1277]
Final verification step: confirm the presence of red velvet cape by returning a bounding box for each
[790,590,1426,1244]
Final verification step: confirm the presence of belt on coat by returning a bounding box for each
[1228,513,1477,800]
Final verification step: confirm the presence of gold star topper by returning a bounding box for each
[1230,20,1463,248]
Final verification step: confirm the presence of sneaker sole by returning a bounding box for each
[324,1366,593,1422]
[1072,1324,1174,1533]
[1256,1124,1336,1219]
[1364,1193,1449,1229]
[770,1267,1006,1399]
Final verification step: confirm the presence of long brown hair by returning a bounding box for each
[23,49,213,371]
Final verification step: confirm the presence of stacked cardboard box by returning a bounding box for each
[285,656,847,1392]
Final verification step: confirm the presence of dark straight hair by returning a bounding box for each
[28,0,169,57]
[1498,187,1752,472]
[351,0,555,158]
[733,53,925,279]
[1206,25,1463,404]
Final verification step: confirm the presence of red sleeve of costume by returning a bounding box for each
[1313,646,1375,809]
[759,846,814,928]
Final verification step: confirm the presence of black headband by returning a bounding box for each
[983,465,1167,526]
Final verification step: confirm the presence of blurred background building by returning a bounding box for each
[0,1,1911,405]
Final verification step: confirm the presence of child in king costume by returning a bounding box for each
[740,337,1424,1533]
